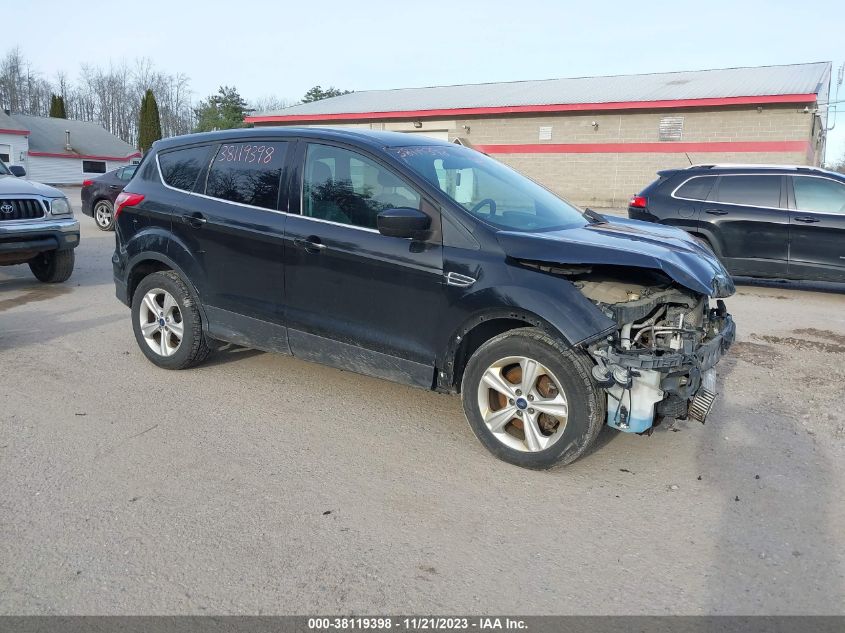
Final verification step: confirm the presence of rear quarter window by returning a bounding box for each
[674,176,717,201]
[158,145,212,192]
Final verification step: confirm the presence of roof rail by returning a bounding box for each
[686,163,825,171]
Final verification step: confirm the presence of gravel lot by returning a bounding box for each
[1,190,843,615]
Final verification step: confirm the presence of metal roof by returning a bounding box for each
[253,62,831,118]
[9,114,139,158]
[0,110,28,132]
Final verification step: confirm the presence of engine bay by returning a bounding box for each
[570,267,735,433]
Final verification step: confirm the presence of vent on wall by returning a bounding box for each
[658,116,684,141]
[538,126,552,141]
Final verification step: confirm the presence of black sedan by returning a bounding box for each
[81,164,137,231]
[629,164,845,282]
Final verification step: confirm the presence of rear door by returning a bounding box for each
[700,174,788,277]
[283,140,444,388]
[164,140,291,351]
[668,174,717,231]
[787,174,845,281]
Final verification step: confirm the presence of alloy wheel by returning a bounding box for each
[94,201,113,228]
[476,356,569,452]
[138,288,184,357]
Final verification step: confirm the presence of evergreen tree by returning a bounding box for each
[49,94,67,118]
[193,86,250,132]
[301,85,352,103]
[138,89,163,153]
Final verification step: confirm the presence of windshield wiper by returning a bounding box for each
[583,208,608,225]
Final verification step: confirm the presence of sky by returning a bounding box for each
[5,0,845,162]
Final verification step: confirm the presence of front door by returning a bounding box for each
[702,174,789,277]
[787,174,845,281]
[284,141,444,388]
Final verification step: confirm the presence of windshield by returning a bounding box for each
[390,145,586,231]
[0,160,10,175]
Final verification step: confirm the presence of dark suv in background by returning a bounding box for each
[628,164,845,282]
[112,128,735,469]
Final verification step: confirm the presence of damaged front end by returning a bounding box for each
[573,269,735,433]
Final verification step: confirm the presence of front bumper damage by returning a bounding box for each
[588,306,735,434]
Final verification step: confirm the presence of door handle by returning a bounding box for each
[705,209,729,216]
[181,213,207,228]
[109,184,120,189]
[793,216,820,224]
[293,236,327,252]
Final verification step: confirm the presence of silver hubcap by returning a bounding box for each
[95,202,112,227]
[476,356,569,452]
[139,288,184,357]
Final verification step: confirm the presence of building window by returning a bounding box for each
[82,160,107,174]
[658,116,684,141]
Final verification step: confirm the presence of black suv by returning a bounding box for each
[629,164,845,282]
[113,128,735,469]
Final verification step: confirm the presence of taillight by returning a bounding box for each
[629,195,648,209]
[82,179,94,187]
[114,192,144,218]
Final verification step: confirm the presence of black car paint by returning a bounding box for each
[81,165,137,217]
[630,165,845,282]
[113,128,732,391]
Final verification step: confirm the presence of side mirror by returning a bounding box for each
[9,165,26,177]
[377,207,431,239]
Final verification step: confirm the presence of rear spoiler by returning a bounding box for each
[656,169,682,178]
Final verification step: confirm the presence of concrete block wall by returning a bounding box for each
[262,104,817,208]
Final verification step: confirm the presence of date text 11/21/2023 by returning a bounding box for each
[307,617,528,630]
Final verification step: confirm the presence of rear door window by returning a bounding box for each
[158,145,212,192]
[674,176,717,201]
[715,175,781,208]
[792,176,845,215]
[205,141,288,210]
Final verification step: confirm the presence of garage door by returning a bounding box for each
[402,130,449,142]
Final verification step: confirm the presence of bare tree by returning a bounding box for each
[249,94,292,114]
[0,47,195,147]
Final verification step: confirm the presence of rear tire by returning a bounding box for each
[93,199,115,231]
[29,249,75,283]
[131,270,210,370]
[461,327,605,469]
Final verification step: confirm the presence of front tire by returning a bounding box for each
[93,200,115,231]
[131,271,210,370]
[29,250,74,283]
[461,327,605,469]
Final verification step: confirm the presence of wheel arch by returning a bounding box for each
[125,252,209,330]
[437,307,595,393]
[686,227,722,256]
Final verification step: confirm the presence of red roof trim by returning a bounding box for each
[0,128,29,136]
[28,151,142,161]
[475,140,812,154]
[245,94,818,124]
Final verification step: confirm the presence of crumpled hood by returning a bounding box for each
[0,174,65,197]
[497,215,735,297]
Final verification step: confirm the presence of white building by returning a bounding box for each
[0,111,140,185]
